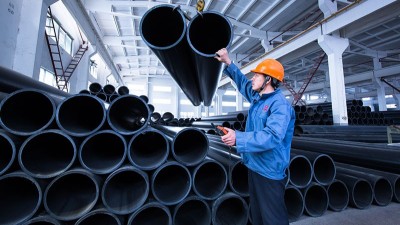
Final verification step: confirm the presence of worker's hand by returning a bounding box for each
[221,127,236,146]
[215,48,232,66]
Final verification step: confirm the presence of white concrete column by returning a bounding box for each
[319,0,338,18]
[372,57,387,111]
[175,85,180,118]
[69,45,96,93]
[318,34,349,125]
[216,89,226,115]
[205,106,210,117]
[13,0,58,78]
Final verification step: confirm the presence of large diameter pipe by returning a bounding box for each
[102,166,149,215]
[327,179,349,212]
[302,182,329,217]
[107,95,150,135]
[56,94,107,137]
[291,149,336,186]
[335,173,373,209]
[187,11,233,106]
[285,185,304,222]
[128,128,169,171]
[173,196,211,225]
[21,214,61,225]
[0,171,42,225]
[151,161,192,205]
[289,154,313,189]
[0,130,19,176]
[44,168,101,221]
[0,66,70,97]
[75,209,122,225]
[0,89,57,136]
[336,166,393,206]
[79,130,127,174]
[192,158,228,200]
[140,4,201,106]
[18,129,76,179]
[127,202,172,225]
[153,125,208,166]
[211,192,248,225]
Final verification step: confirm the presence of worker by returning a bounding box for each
[215,48,295,225]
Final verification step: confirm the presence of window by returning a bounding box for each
[180,99,192,105]
[46,15,73,55]
[153,98,171,104]
[39,67,56,88]
[90,60,98,78]
[153,86,172,92]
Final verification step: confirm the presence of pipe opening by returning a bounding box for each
[304,184,328,217]
[212,194,248,225]
[193,160,227,200]
[80,131,126,174]
[230,162,249,197]
[129,130,169,170]
[284,187,304,222]
[76,210,120,225]
[173,129,208,166]
[0,134,14,175]
[352,180,373,209]
[19,130,76,178]
[373,178,393,206]
[394,177,400,202]
[128,203,171,225]
[289,155,313,188]
[327,180,349,211]
[174,197,211,225]
[313,155,336,185]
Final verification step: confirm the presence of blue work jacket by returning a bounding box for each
[224,63,296,180]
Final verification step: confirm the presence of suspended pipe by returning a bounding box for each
[284,185,304,222]
[89,83,102,95]
[0,89,57,136]
[0,171,42,225]
[288,154,313,189]
[187,11,233,106]
[44,168,101,221]
[173,196,211,225]
[291,149,336,186]
[128,128,169,170]
[117,86,129,96]
[211,192,248,225]
[326,179,349,212]
[107,95,150,135]
[0,130,19,176]
[18,129,76,179]
[79,130,127,175]
[21,214,61,225]
[127,202,172,225]
[192,158,228,200]
[302,182,328,217]
[336,162,400,203]
[335,173,373,209]
[152,125,208,166]
[75,209,122,225]
[336,166,393,206]
[0,66,70,97]
[56,94,107,137]
[102,166,149,215]
[151,161,192,205]
[291,136,400,173]
[140,4,201,106]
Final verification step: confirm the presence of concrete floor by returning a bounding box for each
[291,203,400,225]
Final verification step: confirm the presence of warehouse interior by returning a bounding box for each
[0,0,399,225]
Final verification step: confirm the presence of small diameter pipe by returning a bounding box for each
[19,129,76,179]
[79,130,126,175]
[102,166,149,215]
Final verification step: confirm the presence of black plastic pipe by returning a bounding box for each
[289,154,313,189]
[326,179,349,212]
[0,171,42,225]
[302,182,328,217]
[187,11,233,106]
[173,196,211,225]
[284,185,304,222]
[192,158,228,200]
[0,130,18,175]
[56,94,107,137]
[89,83,102,95]
[96,92,107,102]
[0,89,57,136]
[0,66,70,97]
[127,202,172,225]
[336,166,393,206]
[107,95,150,135]
[152,125,208,166]
[102,166,149,215]
[117,86,129,96]
[21,214,61,225]
[128,128,169,170]
[19,129,76,179]
[103,84,116,95]
[291,149,336,186]
[294,125,389,135]
[335,173,373,209]
[140,4,201,106]
[200,113,245,122]
[75,208,122,225]
[211,192,248,225]
[151,161,192,206]
[79,130,127,174]
[44,168,101,221]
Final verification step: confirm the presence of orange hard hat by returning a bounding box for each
[251,59,284,82]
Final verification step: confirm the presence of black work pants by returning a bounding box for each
[248,170,289,225]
